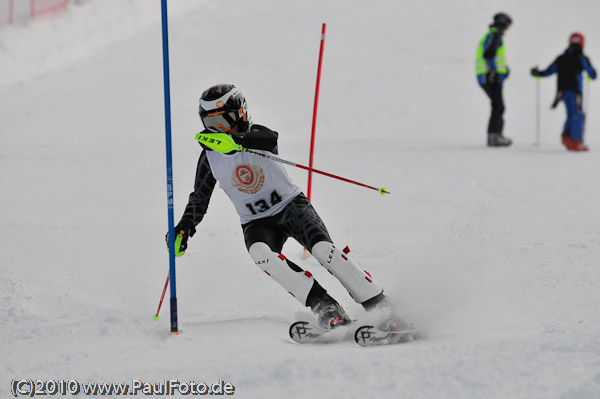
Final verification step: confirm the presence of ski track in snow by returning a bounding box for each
[2,0,600,398]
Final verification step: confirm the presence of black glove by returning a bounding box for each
[486,70,499,85]
[165,219,196,257]
[531,67,542,77]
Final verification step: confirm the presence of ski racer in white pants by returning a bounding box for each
[168,84,397,328]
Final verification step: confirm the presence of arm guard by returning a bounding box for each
[180,150,217,232]
[233,124,279,154]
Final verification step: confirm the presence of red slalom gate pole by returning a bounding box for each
[8,0,14,24]
[307,23,326,201]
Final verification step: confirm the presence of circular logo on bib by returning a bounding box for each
[232,164,265,194]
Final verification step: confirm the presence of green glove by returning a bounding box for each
[165,220,195,257]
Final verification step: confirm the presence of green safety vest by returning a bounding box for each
[476,28,508,75]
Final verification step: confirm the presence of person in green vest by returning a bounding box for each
[476,12,513,147]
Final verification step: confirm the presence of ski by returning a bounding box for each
[354,325,420,347]
[289,321,355,344]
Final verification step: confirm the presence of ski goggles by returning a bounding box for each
[200,109,238,132]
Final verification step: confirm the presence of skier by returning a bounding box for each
[167,84,403,330]
[531,33,597,151]
[476,12,513,147]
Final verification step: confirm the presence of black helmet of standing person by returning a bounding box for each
[492,12,512,30]
[199,84,249,133]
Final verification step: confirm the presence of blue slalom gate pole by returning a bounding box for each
[160,0,178,335]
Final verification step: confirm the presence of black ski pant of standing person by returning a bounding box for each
[481,82,505,134]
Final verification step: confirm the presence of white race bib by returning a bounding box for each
[206,150,302,223]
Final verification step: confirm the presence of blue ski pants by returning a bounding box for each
[562,91,585,141]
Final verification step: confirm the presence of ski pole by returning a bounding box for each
[535,66,540,146]
[153,274,170,321]
[196,132,390,195]
[583,74,591,137]
[585,74,591,114]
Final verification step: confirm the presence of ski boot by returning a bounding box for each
[487,133,513,147]
[314,302,352,329]
[567,139,589,152]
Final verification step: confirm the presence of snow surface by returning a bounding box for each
[2,0,600,398]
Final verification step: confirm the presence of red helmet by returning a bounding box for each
[569,32,584,48]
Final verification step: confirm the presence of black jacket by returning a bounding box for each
[538,45,597,93]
